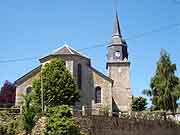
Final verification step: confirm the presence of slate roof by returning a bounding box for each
[109,13,126,46]
[15,45,90,85]
[39,44,89,62]
[90,66,113,83]
[53,44,82,55]
[14,65,41,86]
[112,12,122,37]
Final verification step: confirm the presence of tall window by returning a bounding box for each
[77,64,82,89]
[26,86,32,94]
[95,86,101,103]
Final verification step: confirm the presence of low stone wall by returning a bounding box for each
[76,116,180,135]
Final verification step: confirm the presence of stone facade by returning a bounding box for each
[15,14,132,113]
[15,66,41,105]
[107,62,132,112]
[77,116,180,135]
[91,67,113,113]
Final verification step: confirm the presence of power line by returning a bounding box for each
[0,23,179,64]
[0,57,39,63]
[126,23,180,41]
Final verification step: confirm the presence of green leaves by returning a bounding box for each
[20,94,37,133]
[45,105,81,135]
[42,58,80,107]
[132,96,147,111]
[32,79,42,113]
[0,112,19,135]
[144,49,180,113]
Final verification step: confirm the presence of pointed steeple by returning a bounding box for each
[112,12,122,37]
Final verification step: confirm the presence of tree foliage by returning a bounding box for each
[0,111,19,135]
[132,96,147,111]
[0,80,16,107]
[0,58,81,134]
[143,50,180,113]
[42,58,80,107]
[0,94,38,135]
[31,79,42,113]
[44,105,81,135]
[20,94,37,133]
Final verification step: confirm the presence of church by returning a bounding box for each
[15,14,132,113]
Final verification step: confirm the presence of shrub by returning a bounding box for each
[45,105,81,135]
[0,111,19,135]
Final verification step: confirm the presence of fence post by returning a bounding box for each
[82,106,85,116]
[119,112,121,118]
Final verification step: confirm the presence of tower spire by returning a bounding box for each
[112,12,122,37]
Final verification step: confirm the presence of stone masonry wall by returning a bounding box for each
[108,63,132,112]
[76,116,180,135]
[91,68,113,113]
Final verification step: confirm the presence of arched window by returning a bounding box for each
[95,86,101,103]
[77,64,82,89]
[26,86,32,94]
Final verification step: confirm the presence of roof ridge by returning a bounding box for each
[64,44,75,54]
[65,45,89,58]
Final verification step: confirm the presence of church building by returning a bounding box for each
[15,14,132,113]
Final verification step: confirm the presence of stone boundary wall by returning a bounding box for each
[76,116,180,135]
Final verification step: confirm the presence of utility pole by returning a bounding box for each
[41,66,44,113]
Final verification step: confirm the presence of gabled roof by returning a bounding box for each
[39,44,89,62]
[53,44,82,55]
[14,65,41,86]
[90,66,113,83]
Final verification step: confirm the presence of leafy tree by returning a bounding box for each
[132,96,147,111]
[44,105,81,135]
[20,94,36,133]
[0,80,16,106]
[143,50,180,114]
[41,58,80,107]
[31,79,42,113]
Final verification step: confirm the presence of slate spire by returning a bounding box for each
[112,12,122,37]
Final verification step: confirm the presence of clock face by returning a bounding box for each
[115,51,121,58]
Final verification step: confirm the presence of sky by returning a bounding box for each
[0,0,180,97]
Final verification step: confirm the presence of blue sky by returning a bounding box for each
[0,0,180,97]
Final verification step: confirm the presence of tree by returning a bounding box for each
[132,96,147,111]
[44,105,81,135]
[0,80,16,106]
[143,49,180,114]
[31,79,42,113]
[20,94,36,133]
[32,58,80,109]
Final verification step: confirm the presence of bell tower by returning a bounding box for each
[107,13,132,112]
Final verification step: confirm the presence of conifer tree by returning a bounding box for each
[32,58,80,109]
[143,49,180,114]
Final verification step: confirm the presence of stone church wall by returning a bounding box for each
[77,116,180,135]
[91,68,113,113]
[15,71,40,106]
